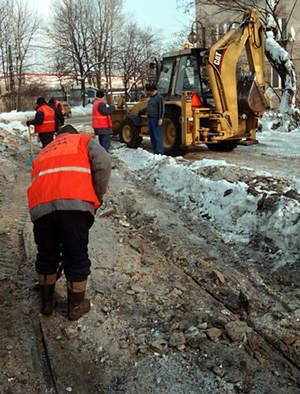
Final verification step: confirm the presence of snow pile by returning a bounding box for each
[0,121,28,139]
[71,105,93,117]
[113,147,300,264]
[253,112,300,157]
[0,110,34,124]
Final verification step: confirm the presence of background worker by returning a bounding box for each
[26,97,56,148]
[48,97,65,131]
[146,84,165,155]
[92,89,115,152]
[27,125,111,320]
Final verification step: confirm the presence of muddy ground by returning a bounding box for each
[0,125,299,393]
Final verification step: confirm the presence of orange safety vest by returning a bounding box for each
[55,100,65,115]
[92,98,113,128]
[27,134,101,211]
[35,104,55,134]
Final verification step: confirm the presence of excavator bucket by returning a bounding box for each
[238,74,269,115]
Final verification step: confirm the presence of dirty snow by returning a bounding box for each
[0,110,34,124]
[113,147,300,265]
[71,105,93,116]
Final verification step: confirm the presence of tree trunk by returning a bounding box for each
[81,78,86,107]
[265,0,297,116]
[265,31,297,114]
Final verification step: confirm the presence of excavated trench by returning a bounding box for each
[0,140,299,393]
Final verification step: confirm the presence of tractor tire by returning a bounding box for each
[207,141,237,152]
[163,109,181,156]
[120,118,142,148]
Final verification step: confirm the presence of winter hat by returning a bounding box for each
[145,84,157,92]
[36,96,46,106]
[96,89,105,98]
[57,124,79,135]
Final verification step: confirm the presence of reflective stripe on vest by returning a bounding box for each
[27,134,100,210]
[35,104,55,133]
[92,99,113,128]
[32,166,91,182]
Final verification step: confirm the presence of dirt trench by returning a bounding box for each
[0,146,299,393]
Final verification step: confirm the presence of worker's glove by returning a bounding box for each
[26,120,31,127]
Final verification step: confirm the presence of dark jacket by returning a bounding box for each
[49,99,65,131]
[27,105,45,126]
[94,102,115,135]
[146,93,165,119]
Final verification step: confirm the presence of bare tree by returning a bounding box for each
[51,0,122,106]
[0,0,38,110]
[116,22,160,99]
[51,0,95,106]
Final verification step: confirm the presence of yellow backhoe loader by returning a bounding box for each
[115,8,269,155]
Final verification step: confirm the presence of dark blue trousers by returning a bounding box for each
[98,134,111,152]
[148,117,164,154]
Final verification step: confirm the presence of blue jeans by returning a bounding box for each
[148,117,163,154]
[98,134,111,152]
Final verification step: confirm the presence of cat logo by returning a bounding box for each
[213,51,222,66]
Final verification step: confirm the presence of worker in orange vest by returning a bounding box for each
[48,97,65,131]
[92,89,115,151]
[26,97,56,148]
[27,124,111,320]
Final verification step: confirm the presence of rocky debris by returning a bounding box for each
[150,338,168,354]
[212,269,226,286]
[169,331,186,350]
[206,328,223,342]
[97,207,116,218]
[225,320,253,343]
[184,326,207,348]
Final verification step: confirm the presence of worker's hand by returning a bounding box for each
[26,120,31,127]
[158,119,163,126]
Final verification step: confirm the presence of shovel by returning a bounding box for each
[26,125,35,166]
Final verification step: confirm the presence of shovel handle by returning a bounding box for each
[27,125,34,156]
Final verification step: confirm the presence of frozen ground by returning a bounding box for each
[0,110,299,392]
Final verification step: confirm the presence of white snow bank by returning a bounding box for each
[71,105,93,117]
[250,113,300,158]
[0,120,28,139]
[113,147,300,264]
[0,110,34,124]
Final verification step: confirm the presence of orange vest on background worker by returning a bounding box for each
[27,134,101,211]
[35,104,55,133]
[92,98,113,128]
[55,100,65,115]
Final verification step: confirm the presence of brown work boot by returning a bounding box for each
[67,281,91,321]
[39,274,57,315]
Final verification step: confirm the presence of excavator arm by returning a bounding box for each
[207,8,269,135]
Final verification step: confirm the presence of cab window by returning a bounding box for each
[157,59,175,95]
[175,56,201,95]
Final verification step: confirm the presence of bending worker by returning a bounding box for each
[92,89,115,152]
[27,125,111,320]
[27,97,56,148]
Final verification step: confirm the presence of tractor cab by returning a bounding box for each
[157,48,214,107]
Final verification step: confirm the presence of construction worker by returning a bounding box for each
[27,124,111,320]
[146,84,165,154]
[92,89,115,152]
[48,97,65,131]
[26,97,56,148]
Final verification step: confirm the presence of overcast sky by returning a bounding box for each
[27,0,191,40]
